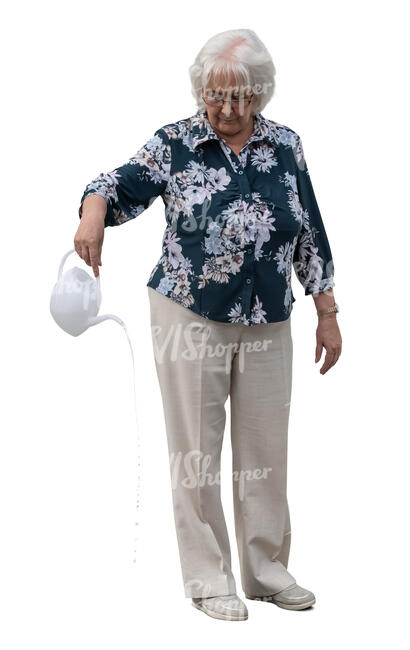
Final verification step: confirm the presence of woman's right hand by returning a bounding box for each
[74,195,107,277]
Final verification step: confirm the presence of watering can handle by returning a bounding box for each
[57,249,76,280]
[57,248,101,292]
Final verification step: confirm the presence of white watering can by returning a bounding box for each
[50,248,125,336]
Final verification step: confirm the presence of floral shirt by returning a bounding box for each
[78,108,335,325]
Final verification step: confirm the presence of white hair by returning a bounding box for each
[188,29,276,115]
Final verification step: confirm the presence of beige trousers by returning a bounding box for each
[148,286,296,599]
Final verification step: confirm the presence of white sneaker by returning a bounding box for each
[192,593,248,620]
[246,583,316,610]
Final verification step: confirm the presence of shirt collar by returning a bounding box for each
[191,108,280,150]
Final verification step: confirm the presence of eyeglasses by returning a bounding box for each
[201,91,254,108]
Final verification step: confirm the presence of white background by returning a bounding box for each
[1,0,409,647]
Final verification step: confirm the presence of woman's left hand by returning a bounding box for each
[315,316,342,374]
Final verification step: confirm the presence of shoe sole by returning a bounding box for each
[245,594,316,610]
[192,601,248,621]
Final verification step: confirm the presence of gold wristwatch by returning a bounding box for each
[317,302,339,316]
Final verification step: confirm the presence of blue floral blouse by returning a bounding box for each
[78,108,335,325]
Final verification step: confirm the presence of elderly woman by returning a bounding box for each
[75,28,342,621]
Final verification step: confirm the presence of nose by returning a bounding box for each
[221,101,233,118]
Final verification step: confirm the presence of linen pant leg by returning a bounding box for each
[147,287,239,599]
[230,315,297,597]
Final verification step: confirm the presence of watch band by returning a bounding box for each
[317,302,339,316]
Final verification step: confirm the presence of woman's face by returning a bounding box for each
[203,71,255,137]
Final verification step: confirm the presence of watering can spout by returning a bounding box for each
[89,314,125,328]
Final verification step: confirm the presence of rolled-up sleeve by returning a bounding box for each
[292,134,335,295]
[78,128,171,228]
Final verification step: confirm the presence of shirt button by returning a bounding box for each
[238,170,244,175]
[246,278,252,284]
[245,193,250,198]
